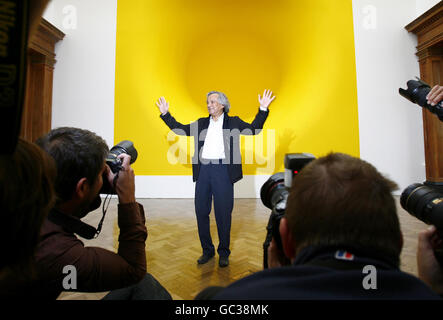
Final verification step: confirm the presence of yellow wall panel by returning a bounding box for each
[115,0,359,175]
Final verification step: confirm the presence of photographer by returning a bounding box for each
[415,84,443,296]
[0,139,56,298]
[1,0,54,298]
[32,127,171,300]
[198,153,440,299]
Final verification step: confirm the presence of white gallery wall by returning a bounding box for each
[43,0,441,198]
[43,0,117,147]
[352,0,437,194]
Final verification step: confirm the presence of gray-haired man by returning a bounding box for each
[157,90,275,267]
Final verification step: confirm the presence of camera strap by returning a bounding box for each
[94,171,119,238]
[1,0,29,154]
[47,196,112,240]
[48,209,98,240]
[95,193,111,238]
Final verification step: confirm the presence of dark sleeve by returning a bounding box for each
[59,202,148,292]
[236,109,269,135]
[160,112,191,136]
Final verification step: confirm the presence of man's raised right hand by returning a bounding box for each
[156,97,169,115]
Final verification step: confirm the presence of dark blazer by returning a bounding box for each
[160,109,269,183]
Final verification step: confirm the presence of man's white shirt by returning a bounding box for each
[201,108,267,160]
[201,113,226,160]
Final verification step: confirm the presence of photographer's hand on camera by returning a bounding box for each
[417,226,443,295]
[426,85,443,106]
[267,238,287,268]
[107,154,136,204]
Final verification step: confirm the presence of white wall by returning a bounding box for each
[353,0,424,194]
[416,0,441,16]
[43,0,441,198]
[352,0,440,194]
[43,0,117,147]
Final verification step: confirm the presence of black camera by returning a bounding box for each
[401,183,443,229]
[48,140,138,240]
[260,153,315,268]
[100,140,138,194]
[399,78,443,122]
[400,183,443,265]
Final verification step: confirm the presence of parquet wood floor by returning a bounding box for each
[59,197,427,300]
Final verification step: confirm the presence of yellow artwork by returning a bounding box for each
[114,0,359,175]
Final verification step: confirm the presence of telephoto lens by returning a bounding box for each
[400,183,443,230]
[101,140,138,194]
[260,153,315,268]
[260,172,289,212]
[106,140,138,173]
[401,183,443,266]
[399,78,443,121]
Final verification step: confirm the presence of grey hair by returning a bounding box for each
[207,91,230,113]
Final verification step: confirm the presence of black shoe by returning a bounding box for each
[219,256,229,268]
[197,254,214,264]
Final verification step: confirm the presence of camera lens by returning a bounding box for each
[399,79,443,121]
[109,140,138,164]
[106,140,138,173]
[400,183,443,229]
[260,172,289,211]
[101,140,138,193]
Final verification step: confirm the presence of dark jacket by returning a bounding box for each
[160,109,269,183]
[212,246,441,300]
[30,203,147,299]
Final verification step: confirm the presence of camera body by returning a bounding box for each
[260,153,315,268]
[100,140,138,194]
[399,78,443,122]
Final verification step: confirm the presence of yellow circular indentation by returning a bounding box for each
[180,28,283,116]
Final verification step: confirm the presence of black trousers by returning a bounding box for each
[194,161,234,258]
